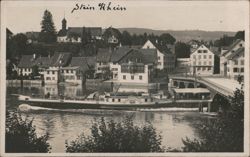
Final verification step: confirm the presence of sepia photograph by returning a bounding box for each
[0,0,249,156]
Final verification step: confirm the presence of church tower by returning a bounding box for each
[62,17,67,31]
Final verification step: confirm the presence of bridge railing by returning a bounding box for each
[170,76,234,97]
[197,77,234,96]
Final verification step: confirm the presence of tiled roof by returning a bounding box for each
[148,39,172,55]
[67,27,102,37]
[70,57,96,72]
[18,55,50,68]
[110,47,132,63]
[96,48,112,62]
[58,29,67,37]
[49,52,72,67]
[118,48,157,65]
[222,39,243,56]
[226,47,244,60]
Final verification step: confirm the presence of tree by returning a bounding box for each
[234,31,244,41]
[7,33,28,60]
[214,35,234,47]
[159,33,176,45]
[38,10,57,43]
[31,65,40,79]
[6,111,51,152]
[182,85,244,152]
[174,42,191,58]
[121,31,132,46]
[66,116,164,152]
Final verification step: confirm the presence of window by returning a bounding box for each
[241,68,244,72]
[139,75,143,80]
[66,70,69,73]
[208,67,211,71]
[198,61,201,65]
[47,71,49,74]
[52,71,55,74]
[193,55,196,59]
[145,98,148,102]
[112,98,115,102]
[158,62,161,65]
[209,61,212,65]
[204,61,206,65]
[52,77,55,80]
[198,55,201,59]
[71,70,74,73]
[197,67,201,70]
[61,70,64,73]
[158,56,161,60]
[241,60,244,65]
[118,99,121,102]
[147,46,150,49]
[131,75,134,80]
[203,50,207,53]
[209,55,212,59]
[46,77,51,80]
[123,75,126,80]
[234,60,238,65]
[233,68,238,73]
[198,50,202,53]
[193,61,196,65]
[204,55,206,59]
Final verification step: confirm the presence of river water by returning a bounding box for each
[6,84,208,152]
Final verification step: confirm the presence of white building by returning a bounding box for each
[224,47,244,80]
[220,39,245,78]
[44,67,60,84]
[117,63,151,84]
[60,66,82,84]
[110,48,157,85]
[17,54,50,77]
[142,40,175,72]
[190,44,214,76]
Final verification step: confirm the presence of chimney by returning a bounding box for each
[33,53,36,59]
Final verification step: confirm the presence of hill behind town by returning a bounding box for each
[118,28,236,42]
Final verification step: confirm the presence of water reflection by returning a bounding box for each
[6,85,202,153]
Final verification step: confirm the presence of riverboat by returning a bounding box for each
[17,92,173,110]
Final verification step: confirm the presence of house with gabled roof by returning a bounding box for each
[225,47,244,80]
[220,39,244,78]
[96,48,113,76]
[17,54,50,77]
[190,44,215,76]
[57,17,102,43]
[141,39,175,72]
[109,47,157,85]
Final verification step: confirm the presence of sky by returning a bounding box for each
[1,0,249,34]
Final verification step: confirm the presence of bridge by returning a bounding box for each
[169,76,239,98]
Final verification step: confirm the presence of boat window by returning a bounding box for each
[118,98,121,102]
[106,98,108,102]
[145,98,148,102]
[112,98,115,102]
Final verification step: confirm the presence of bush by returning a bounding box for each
[66,116,164,152]
[5,111,51,153]
[182,86,244,152]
